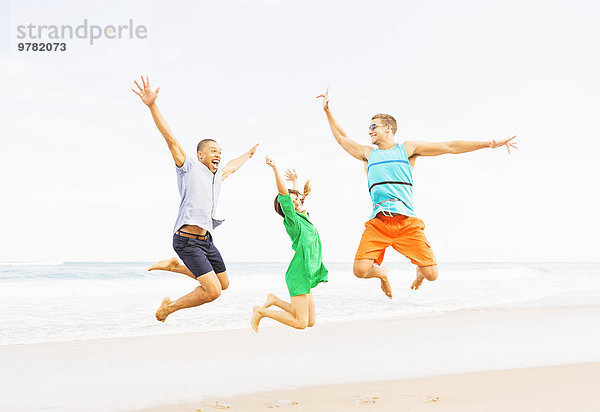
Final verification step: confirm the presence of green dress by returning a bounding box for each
[278,194,328,296]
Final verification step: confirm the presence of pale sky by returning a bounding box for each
[1,0,599,262]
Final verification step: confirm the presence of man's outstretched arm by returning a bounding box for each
[132,75,186,167]
[404,136,518,158]
[317,87,371,162]
[221,143,259,180]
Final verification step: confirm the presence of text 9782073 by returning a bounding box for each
[18,42,67,52]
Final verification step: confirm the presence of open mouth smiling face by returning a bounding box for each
[198,141,222,173]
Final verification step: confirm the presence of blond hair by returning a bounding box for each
[300,180,311,202]
[371,114,397,135]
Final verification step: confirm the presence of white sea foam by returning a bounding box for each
[0,262,598,345]
[0,261,65,266]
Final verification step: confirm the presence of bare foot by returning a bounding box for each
[411,268,425,290]
[148,257,179,272]
[374,264,392,299]
[155,297,172,322]
[263,293,276,308]
[380,276,393,299]
[251,306,262,333]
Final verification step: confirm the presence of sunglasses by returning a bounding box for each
[369,123,387,131]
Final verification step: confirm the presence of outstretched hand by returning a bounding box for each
[284,169,297,182]
[248,143,259,157]
[490,135,518,154]
[132,75,160,107]
[316,86,330,110]
[265,156,277,169]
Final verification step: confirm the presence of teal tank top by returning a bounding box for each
[367,143,416,219]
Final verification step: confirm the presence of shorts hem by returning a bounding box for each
[354,252,382,260]
[411,260,437,267]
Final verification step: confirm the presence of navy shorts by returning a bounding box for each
[172,232,226,278]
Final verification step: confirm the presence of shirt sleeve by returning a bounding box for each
[175,156,193,175]
[277,194,297,220]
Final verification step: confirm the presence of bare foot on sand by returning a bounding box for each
[411,268,425,290]
[148,257,179,272]
[155,297,172,322]
[251,306,262,332]
[263,293,276,308]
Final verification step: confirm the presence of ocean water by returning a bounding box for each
[0,261,598,345]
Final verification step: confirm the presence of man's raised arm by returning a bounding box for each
[221,143,259,180]
[132,75,186,167]
[317,87,371,162]
[404,136,518,159]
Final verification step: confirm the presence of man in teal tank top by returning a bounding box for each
[317,87,517,298]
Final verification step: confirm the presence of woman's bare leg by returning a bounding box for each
[261,292,314,322]
[307,293,316,327]
[263,293,292,312]
[148,257,195,280]
[251,294,309,332]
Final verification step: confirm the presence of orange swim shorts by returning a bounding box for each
[355,214,436,267]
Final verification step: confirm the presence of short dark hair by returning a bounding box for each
[274,190,301,218]
[197,138,217,152]
[371,114,397,135]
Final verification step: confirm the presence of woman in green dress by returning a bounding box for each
[251,156,328,332]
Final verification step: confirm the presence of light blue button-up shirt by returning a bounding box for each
[173,156,223,233]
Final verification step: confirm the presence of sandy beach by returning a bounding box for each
[2,307,599,411]
[148,362,600,411]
